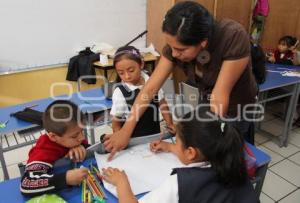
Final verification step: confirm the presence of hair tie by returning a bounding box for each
[178,17,186,32]
[114,50,141,58]
[220,122,225,133]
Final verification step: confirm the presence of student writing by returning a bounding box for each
[101,110,258,203]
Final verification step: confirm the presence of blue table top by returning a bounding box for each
[0,88,112,134]
[0,143,270,203]
[259,63,300,92]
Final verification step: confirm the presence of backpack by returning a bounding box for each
[251,43,267,85]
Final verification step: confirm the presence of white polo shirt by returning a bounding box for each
[110,71,164,118]
[138,162,211,203]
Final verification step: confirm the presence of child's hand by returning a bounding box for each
[290,40,299,53]
[66,168,88,186]
[102,167,128,187]
[66,145,86,162]
[150,140,171,153]
[268,53,276,63]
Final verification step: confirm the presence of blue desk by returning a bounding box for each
[0,88,112,180]
[0,143,270,202]
[258,64,300,146]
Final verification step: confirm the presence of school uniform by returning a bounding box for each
[273,49,294,65]
[139,162,258,203]
[110,71,164,137]
[20,134,88,197]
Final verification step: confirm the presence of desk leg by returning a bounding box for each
[104,70,108,80]
[281,84,299,146]
[254,163,269,199]
[0,144,9,180]
[87,113,96,145]
[286,83,300,145]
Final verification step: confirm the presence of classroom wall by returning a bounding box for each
[260,0,300,49]
[0,66,115,107]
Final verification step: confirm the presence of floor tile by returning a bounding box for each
[3,145,32,166]
[94,125,113,143]
[270,159,300,187]
[260,192,275,203]
[263,141,300,157]
[289,132,300,148]
[260,119,284,137]
[262,112,277,123]
[257,146,284,166]
[7,164,21,179]
[279,189,300,203]
[292,127,300,134]
[288,152,300,166]
[262,170,297,201]
[255,133,271,145]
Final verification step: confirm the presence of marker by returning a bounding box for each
[25,104,38,109]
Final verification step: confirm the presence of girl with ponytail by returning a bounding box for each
[101,110,258,203]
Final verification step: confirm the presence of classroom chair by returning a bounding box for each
[179,82,199,117]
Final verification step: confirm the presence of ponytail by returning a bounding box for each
[178,111,248,187]
[211,122,247,186]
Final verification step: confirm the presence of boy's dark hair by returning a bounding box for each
[43,100,84,136]
[162,1,215,46]
[251,43,266,84]
[177,110,247,187]
[279,35,298,47]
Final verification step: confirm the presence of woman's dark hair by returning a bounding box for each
[113,46,143,82]
[177,110,247,187]
[279,35,298,47]
[43,100,85,136]
[251,43,266,84]
[162,1,215,46]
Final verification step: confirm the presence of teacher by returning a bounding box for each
[104,1,257,160]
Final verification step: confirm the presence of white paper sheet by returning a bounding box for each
[95,142,184,197]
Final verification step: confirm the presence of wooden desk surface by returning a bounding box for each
[94,52,158,67]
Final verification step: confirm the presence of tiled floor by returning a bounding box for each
[257,116,300,202]
[1,112,300,202]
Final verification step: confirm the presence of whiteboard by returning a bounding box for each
[0,0,146,74]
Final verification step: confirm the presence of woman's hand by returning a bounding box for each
[102,167,129,187]
[103,130,131,161]
[150,140,172,153]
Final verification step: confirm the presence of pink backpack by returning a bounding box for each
[253,0,270,17]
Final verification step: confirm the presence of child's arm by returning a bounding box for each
[20,162,88,196]
[102,167,138,203]
[290,40,299,65]
[112,116,123,132]
[65,144,87,162]
[159,98,176,134]
[150,140,175,153]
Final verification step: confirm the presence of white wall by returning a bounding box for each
[0,0,146,73]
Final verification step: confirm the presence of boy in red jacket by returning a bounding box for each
[20,100,89,196]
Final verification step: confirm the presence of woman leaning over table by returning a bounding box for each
[104,1,257,160]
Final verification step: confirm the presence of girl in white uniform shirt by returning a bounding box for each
[109,46,175,141]
[101,110,258,203]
